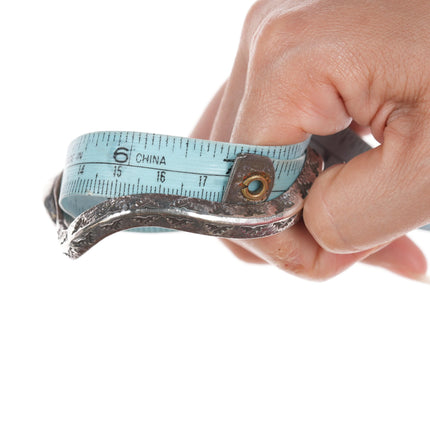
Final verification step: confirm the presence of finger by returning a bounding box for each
[190,81,227,139]
[189,81,266,264]
[206,19,271,264]
[304,114,430,253]
[233,224,428,281]
[230,44,353,145]
[362,235,427,280]
[210,35,249,142]
[233,221,377,281]
[207,11,353,270]
[225,44,356,277]
[210,0,284,142]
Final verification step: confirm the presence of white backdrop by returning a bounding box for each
[1,1,430,429]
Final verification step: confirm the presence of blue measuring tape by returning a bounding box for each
[59,131,309,221]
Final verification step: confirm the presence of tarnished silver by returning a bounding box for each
[44,149,323,259]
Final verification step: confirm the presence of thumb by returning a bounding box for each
[304,111,430,253]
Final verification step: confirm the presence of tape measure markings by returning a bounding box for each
[64,160,232,178]
[62,158,306,196]
[60,131,309,219]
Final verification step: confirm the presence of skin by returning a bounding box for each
[191,0,430,281]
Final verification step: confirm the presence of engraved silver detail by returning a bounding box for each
[45,149,323,259]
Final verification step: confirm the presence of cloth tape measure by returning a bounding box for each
[60,131,308,219]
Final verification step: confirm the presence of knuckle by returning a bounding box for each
[246,3,310,62]
[243,0,272,41]
[254,230,336,281]
[386,107,429,181]
[269,245,307,277]
[253,10,300,50]
[273,249,336,282]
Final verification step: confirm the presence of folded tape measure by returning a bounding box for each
[45,128,428,258]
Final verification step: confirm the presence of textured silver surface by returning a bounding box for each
[45,149,322,259]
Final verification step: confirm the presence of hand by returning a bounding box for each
[191,0,429,281]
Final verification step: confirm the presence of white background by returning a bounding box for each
[1,1,430,429]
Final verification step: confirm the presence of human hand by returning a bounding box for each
[191,0,430,281]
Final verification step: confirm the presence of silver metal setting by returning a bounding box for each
[44,149,323,259]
